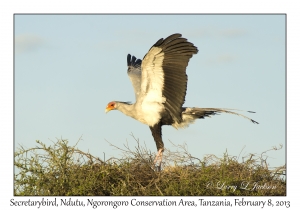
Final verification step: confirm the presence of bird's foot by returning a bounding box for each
[153,148,163,171]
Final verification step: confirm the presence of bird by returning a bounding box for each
[105,33,258,170]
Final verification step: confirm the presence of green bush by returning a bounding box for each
[14,136,286,196]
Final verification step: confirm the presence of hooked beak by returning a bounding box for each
[105,107,113,113]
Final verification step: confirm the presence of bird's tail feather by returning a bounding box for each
[182,107,259,124]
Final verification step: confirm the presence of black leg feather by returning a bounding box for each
[149,122,164,151]
[149,122,164,171]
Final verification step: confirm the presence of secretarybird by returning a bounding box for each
[105,33,258,170]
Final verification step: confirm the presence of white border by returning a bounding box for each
[1,0,298,209]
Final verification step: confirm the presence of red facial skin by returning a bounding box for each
[105,101,116,112]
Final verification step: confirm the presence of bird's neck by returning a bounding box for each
[116,102,137,119]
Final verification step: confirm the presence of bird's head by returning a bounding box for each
[105,101,116,113]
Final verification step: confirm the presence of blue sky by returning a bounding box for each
[14,14,285,168]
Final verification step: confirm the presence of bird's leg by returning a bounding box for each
[149,122,164,171]
[154,148,164,171]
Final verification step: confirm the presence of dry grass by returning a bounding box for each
[14,135,286,196]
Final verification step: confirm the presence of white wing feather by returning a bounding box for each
[136,47,166,126]
[127,55,142,100]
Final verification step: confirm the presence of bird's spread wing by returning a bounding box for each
[140,33,198,124]
[127,54,142,100]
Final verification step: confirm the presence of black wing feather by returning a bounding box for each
[127,54,142,69]
[150,33,198,124]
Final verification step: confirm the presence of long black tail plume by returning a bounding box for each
[183,107,259,124]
